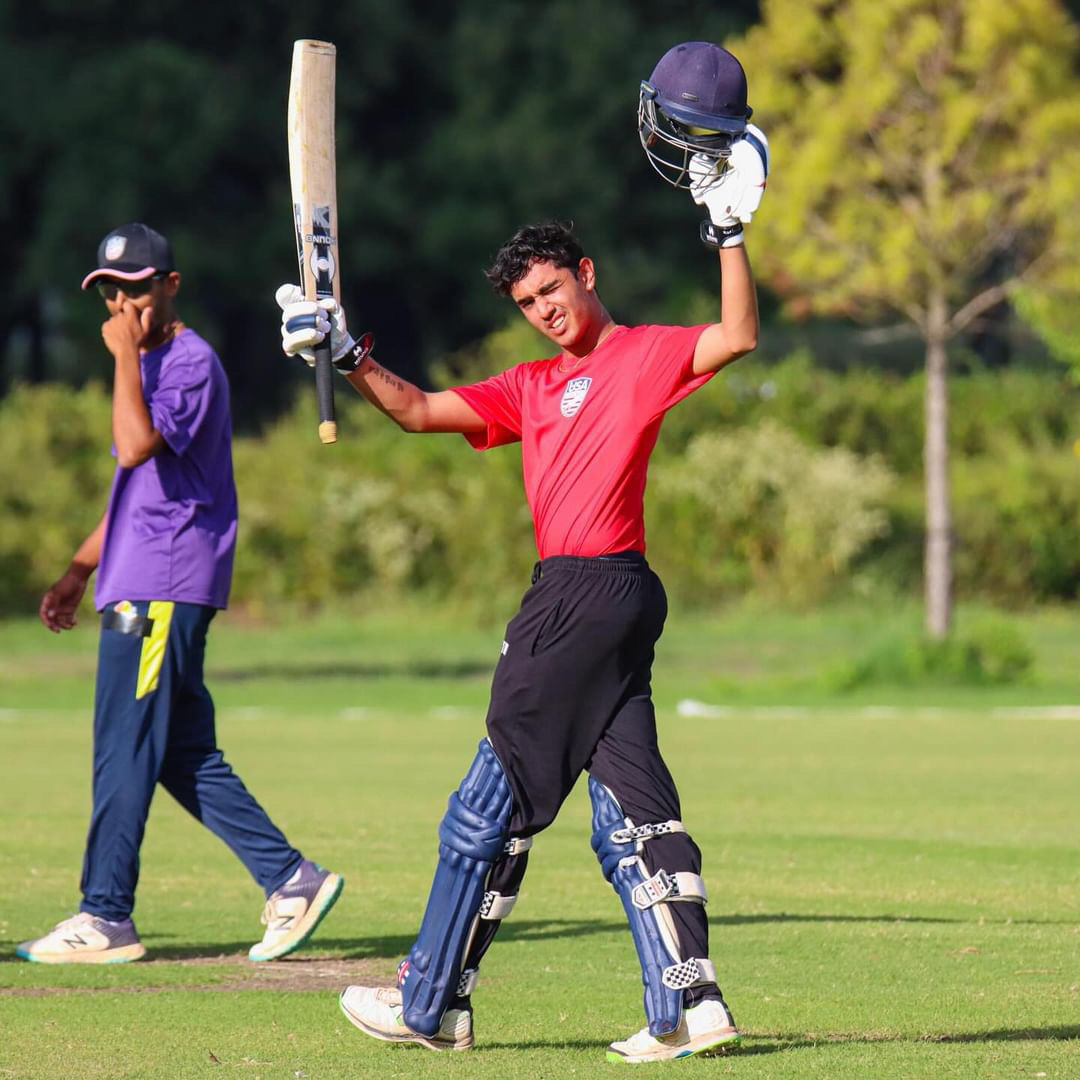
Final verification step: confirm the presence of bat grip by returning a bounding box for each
[314,339,337,444]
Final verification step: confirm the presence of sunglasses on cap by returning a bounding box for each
[96,273,167,301]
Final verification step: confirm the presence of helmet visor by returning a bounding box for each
[638,84,735,189]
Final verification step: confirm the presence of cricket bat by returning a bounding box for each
[288,39,340,445]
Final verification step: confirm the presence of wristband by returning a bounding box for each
[334,331,376,373]
[700,221,744,249]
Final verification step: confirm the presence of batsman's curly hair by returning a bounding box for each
[484,221,585,296]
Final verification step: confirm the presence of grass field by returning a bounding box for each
[1,602,1079,1078]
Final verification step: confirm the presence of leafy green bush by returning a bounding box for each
[951,438,1080,603]
[2,342,1079,618]
[662,349,1079,473]
[231,394,533,619]
[0,382,114,612]
[651,419,894,605]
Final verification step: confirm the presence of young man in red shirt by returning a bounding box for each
[278,43,767,1064]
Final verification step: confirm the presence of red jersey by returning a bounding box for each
[451,323,711,558]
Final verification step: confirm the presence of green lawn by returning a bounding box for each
[1,603,1078,1078]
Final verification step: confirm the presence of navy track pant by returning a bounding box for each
[462,553,716,1000]
[80,600,302,921]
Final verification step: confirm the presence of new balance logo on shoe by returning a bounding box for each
[247,865,344,962]
[16,913,146,964]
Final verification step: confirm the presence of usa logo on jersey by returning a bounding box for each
[560,377,592,418]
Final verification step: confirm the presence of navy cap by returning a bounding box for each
[81,223,175,290]
[648,42,751,134]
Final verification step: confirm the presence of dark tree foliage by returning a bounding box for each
[0,0,758,427]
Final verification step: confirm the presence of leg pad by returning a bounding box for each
[400,740,512,1036]
[589,777,711,1036]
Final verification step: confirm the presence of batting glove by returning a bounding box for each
[276,283,356,369]
[689,123,770,247]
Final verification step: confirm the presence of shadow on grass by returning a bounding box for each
[710,912,959,927]
[8,907,1047,964]
[931,1026,1080,1042]
[481,1027,1080,1054]
[210,660,491,682]
[761,1026,1080,1045]
[710,912,1075,928]
[119,914,953,962]
[479,1038,801,1055]
[120,938,411,962]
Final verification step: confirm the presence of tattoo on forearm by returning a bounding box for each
[359,359,405,393]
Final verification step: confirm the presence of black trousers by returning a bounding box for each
[461,553,718,1003]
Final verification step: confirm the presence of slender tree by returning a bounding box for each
[731,0,1080,636]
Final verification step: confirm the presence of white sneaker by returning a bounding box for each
[339,985,474,1051]
[249,863,344,962]
[16,912,146,965]
[607,999,740,1063]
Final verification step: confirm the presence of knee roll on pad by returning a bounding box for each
[400,739,523,1036]
[589,777,713,1037]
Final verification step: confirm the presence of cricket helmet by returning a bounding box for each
[638,41,752,189]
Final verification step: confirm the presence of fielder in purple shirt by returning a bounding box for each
[18,223,343,965]
[95,324,238,610]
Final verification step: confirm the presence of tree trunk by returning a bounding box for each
[924,287,951,639]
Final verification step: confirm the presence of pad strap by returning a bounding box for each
[631,870,707,910]
[479,891,517,920]
[610,821,687,846]
[504,836,533,856]
[447,888,519,1001]
[662,957,716,990]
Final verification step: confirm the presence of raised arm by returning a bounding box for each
[105,302,165,467]
[343,353,484,434]
[685,125,769,376]
[276,285,484,434]
[692,245,759,376]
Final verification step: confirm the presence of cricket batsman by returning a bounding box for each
[277,42,768,1062]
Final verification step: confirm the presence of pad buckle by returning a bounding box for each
[631,869,677,909]
[504,836,533,856]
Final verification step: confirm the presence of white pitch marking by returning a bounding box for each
[676,699,733,718]
[674,701,1080,720]
[991,705,1080,721]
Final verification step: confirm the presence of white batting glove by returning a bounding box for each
[276,283,355,367]
[689,123,770,243]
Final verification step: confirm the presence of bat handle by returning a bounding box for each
[314,339,337,444]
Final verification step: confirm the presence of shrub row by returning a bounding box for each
[2,348,1077,616]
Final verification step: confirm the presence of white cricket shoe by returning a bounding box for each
[607,999,741,1063]
[339,985,474,1051]
[249,862,344,962]
[16,912,146,964]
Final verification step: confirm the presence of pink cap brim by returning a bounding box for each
[81,266,159,290]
